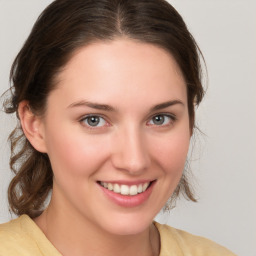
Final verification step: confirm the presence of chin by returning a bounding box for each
[98,212,155,236]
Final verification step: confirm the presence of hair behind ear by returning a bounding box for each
[8,102,53,218]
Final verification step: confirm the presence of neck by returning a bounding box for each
[34,197,160,256]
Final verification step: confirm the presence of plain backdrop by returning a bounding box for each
[0,1,255,255]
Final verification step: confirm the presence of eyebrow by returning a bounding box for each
[67,99,184,112]
[150,100,185,112]
[67,100,115,111]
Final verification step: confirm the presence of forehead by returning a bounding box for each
[51,39,187,109]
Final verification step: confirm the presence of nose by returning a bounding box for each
[111,126,151,175]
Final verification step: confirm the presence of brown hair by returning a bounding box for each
[4,0,205,217]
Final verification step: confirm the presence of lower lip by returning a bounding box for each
[98,181,156,208]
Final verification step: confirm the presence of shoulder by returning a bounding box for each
[0,215,51,256]
[0,215,28,243]
[154,222,237,256]
[0,215,39,255]
[0,215,61,256]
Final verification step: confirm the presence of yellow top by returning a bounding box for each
[0,215,236,255]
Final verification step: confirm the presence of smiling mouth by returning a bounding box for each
[98,181,154,196]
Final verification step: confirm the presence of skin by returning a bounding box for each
[19,39,191,256]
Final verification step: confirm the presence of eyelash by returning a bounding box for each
[80,115,108,129]
[79,113,176,129]
[147,113,176,127]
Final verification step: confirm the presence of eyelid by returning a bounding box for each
[78,112,177,129]
[146,113,177,126]
[149,112,177,120]
[79,114,110,129]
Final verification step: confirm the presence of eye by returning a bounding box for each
[81,115,107,128]
[148,114,174,126]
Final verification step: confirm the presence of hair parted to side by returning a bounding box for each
[4,0,205,218]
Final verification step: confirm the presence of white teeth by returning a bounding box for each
[113,184,120,193]
[100,181,151,196]
[129,185,138,196]
[142,183,149,192]
[107,183,113,191]
[138,184,143,193]
[120,185,129,195]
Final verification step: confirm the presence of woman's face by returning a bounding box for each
[39,39,190,235]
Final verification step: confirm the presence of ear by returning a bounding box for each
[18,101,47,153]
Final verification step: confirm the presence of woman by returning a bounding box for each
[0,0,236,255]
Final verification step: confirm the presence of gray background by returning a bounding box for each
[0,1,255,255]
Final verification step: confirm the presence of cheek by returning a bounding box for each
[147,129,190,209]
[44,126,109,178]
[153,131,190,175]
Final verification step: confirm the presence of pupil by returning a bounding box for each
[88,116,99,126]
[154,115,164,125]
